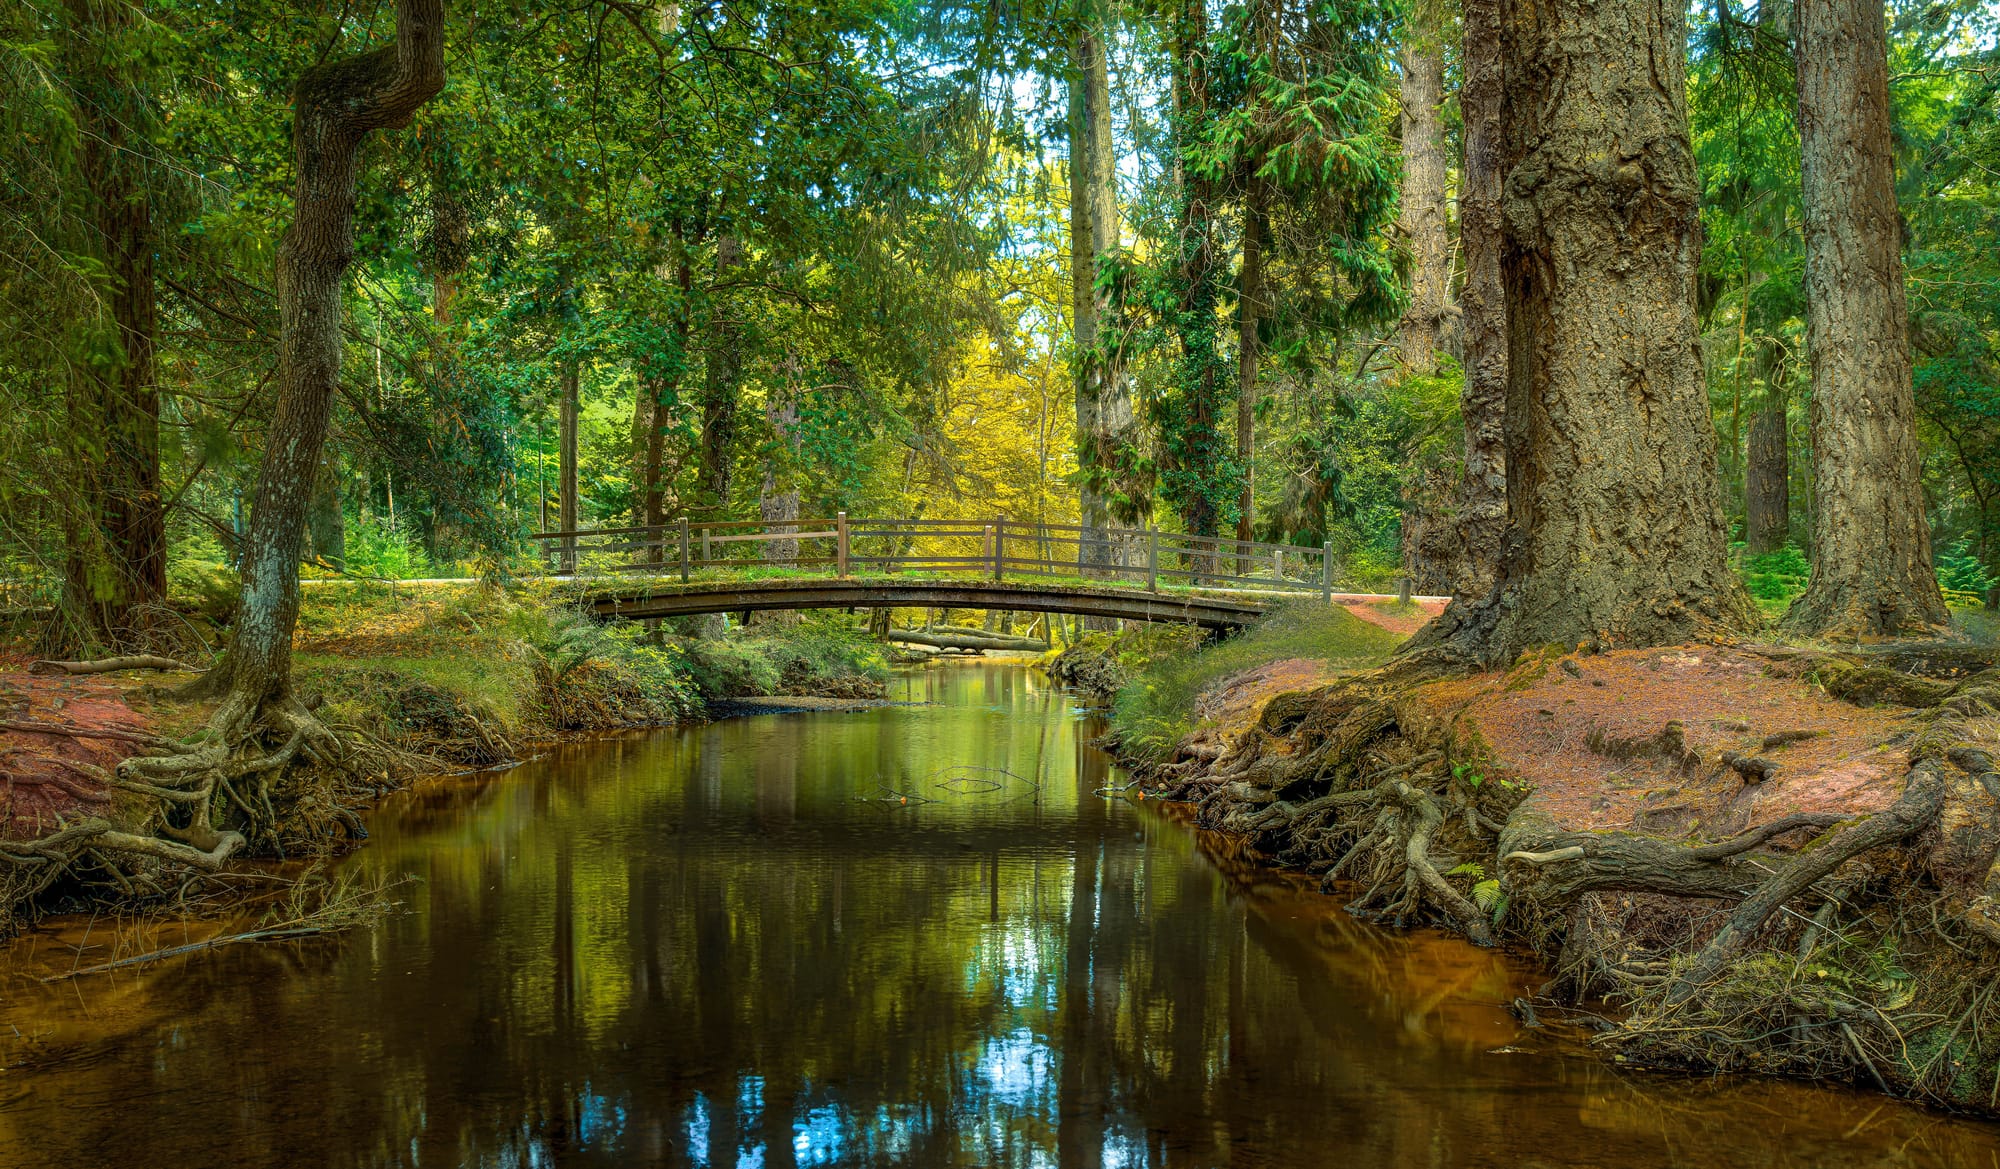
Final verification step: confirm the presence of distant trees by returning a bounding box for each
[1783,0,1950,636]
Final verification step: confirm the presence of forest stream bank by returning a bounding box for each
[0,581,892,934]
[1084,605,2000,1112]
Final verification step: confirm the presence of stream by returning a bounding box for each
[1,661,1997,1167]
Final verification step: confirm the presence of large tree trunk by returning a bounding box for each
[1396,10,1451,375]
[60,0,166,646]
[1782,0,1948,637]
[1411,0,1755,663]
[700,232,744,514]
[1455,0,1508,601]
[1744,347,1790,554]
[223,0,446,705]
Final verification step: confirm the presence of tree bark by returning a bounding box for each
[1396,9,1451,375]
[224,0,445,704]
[1411,0,1755,663]
[1745,346,1790,554]
[700,232,744,514]
[1235,179,1267,565]
[1071,12,1127,579]
[1455,0,1507,600]
[1782,0,1948,637]
[559,357,579,571]
[641,248,693,561]
[60,0,166,644]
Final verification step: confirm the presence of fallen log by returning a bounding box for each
[29,655,195,676]
[886,628,1049,653]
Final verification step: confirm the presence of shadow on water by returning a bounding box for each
[2,660,1998,1167]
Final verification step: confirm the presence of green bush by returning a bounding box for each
[1112,600,1403,763]
[1936,538,1996,605]
[675,618,888,700]
[1738,543,1811,602]
[345,514,434,581]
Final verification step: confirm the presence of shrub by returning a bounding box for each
[1935,538,1996,606]
[1738,543,1811,602]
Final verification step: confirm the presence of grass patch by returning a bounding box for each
[1112,600,1404,763]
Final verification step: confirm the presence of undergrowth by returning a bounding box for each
[1112,600,1403,763]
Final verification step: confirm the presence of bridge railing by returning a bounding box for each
[528,515,1362,598]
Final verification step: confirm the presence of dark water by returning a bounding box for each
[3,662,1999,1168]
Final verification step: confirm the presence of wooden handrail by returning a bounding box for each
[528,515,1358,596]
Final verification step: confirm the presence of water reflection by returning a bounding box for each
[1,662,1997,1168]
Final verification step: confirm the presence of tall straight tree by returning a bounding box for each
[1070,0,1136,574]
[1454,0,1506,599]
[58,0,167,646]
[1783,0,1948,636]
[1412,0,1755,662]
[1396,0,1450,374]
[1154,0,1236,546]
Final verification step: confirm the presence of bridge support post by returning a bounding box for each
[679,518,691,582]
[701,528,711,566]
[992,519,1003,582]
[1146,528,1158,592]
[837,511,849,577]
[1322,541,1334,602]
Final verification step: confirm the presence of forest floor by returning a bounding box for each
[1118,608,2000,1110]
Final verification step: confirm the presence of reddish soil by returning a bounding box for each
[0,655,168,838]
[1340,597,1448,637]
[1425,646,1914,837]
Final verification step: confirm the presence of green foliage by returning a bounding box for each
[344,515,435,582]
[1112,600,1403,763]
[1936,538,1996,604]
[677,620,889,700]
[1738,543,1811,602]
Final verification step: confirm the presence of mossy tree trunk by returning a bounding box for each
[60,0,167,646]
[700,232,744,514]
[1782,0,1948,637]
[221,0,446,708]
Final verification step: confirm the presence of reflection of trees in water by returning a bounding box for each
[1,665,1996,1168]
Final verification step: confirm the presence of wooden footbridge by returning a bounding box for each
[531,515,1420,632]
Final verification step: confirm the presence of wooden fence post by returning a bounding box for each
[1274,547,1284,584]
[1399,575,1412,605]
[679,517,690,582]
[701,528,711,566]
[1321,540,1334,602]
[993,518,1004,582]
[1146,528,1159,592]
[837,511,850,577]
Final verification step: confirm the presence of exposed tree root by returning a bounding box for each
[1139,644,2000,1108]
[0,680,415,931]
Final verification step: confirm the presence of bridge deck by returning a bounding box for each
[584,577,1274,630]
